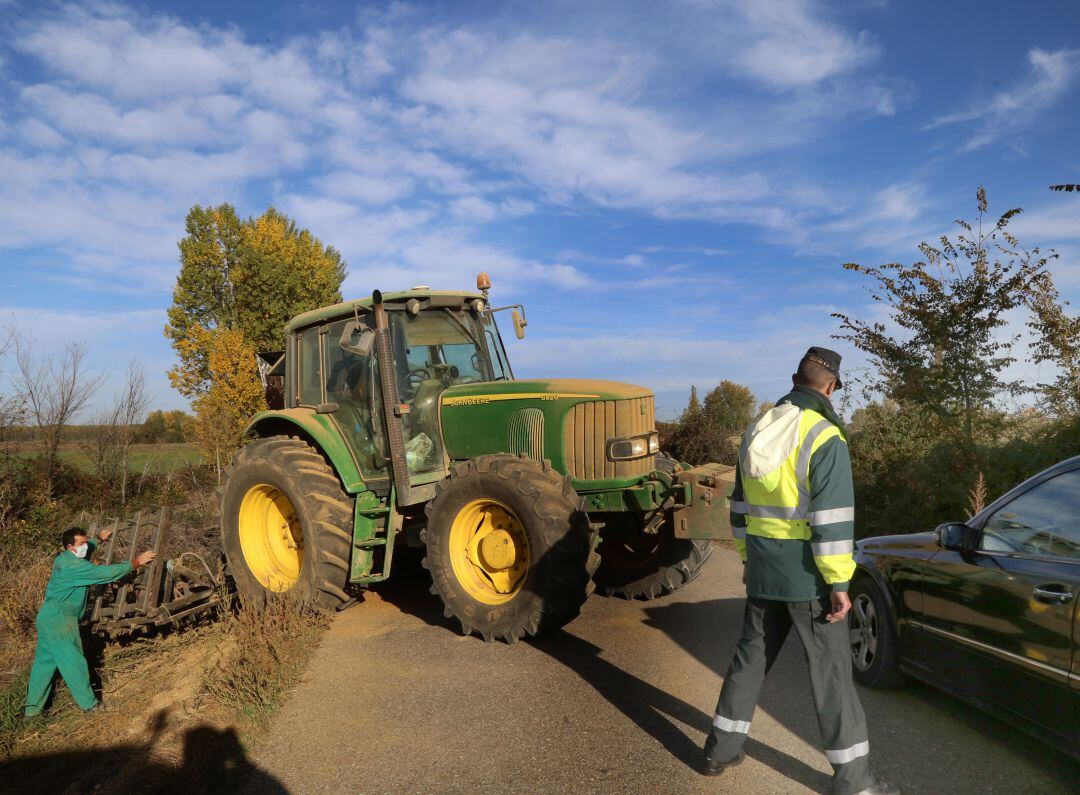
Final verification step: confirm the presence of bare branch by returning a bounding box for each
[12,336,105,483]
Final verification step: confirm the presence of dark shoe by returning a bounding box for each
[701,751,745,776]
[852,780,900,795]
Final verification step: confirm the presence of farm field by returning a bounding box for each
[10,443,203,474]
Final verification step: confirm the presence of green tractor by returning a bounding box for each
[219,276,734,642]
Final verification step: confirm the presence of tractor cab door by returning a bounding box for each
[324,317,389,481]
[388,310,494,479]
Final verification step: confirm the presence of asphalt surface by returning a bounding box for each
[247,548,1078,794]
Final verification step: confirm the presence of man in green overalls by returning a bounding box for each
[24,527,156,717]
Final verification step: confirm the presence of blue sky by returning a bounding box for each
[1,0,1078,419]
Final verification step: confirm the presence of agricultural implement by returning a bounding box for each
[210,274,738,642]
[86,506,221,636]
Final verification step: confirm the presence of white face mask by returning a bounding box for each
[72,543,89,559]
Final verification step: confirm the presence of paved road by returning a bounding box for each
[249,548,1077,794]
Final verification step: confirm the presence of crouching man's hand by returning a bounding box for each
[826,590,851,623]
[133,551,156,569]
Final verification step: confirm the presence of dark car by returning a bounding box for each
[850,455,1080,759]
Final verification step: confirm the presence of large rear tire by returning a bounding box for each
[219,436,353,612]
[595,517,713,600]
[421,455,599,642]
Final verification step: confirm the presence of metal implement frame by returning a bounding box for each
[87,505,221,635]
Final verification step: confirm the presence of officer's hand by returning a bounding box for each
[134,551,156,568]
[98,529,112,542]
[741,566,747,586]
[827,591,851,622]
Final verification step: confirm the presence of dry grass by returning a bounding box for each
[203,594,329,733]
[0,567,327,792]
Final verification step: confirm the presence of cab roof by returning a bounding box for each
[285,289,487,333]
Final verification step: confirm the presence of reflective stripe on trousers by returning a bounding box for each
[713,714,751,734]
[826,741,870,765]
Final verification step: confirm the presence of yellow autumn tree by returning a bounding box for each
[166,204,345,399]
[192,328,267,479]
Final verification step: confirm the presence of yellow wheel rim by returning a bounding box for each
[238,484,303,592]
[448,499,529,605]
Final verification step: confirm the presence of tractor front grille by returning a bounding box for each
[562,396,655,481]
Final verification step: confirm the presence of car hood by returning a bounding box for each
[858,531,938,552]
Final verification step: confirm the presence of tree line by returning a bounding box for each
[664,189,1080,537]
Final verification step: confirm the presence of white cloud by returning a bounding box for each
[0,1,908,292]
[716,0,881,89]
[1011,202,1080,242]
[926,47,1080,151]
[819,182,933,251]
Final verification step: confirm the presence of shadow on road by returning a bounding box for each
[642,595,1080,791]
[1,709,286,795]
[375,550,830,790]
[530,627,833,792]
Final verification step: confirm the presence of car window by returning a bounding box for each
[981,469,1080,560]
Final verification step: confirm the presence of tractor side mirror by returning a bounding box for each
[512,308,527,340]
[936,522,979,553]
[340,321,375,356]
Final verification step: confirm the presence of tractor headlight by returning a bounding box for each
[607,432,659,461]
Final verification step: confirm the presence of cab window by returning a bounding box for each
[325,318,386,479]
[297,329,322,406]
[981,470,1080,560]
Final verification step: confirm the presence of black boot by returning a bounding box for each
[700,750,745,777]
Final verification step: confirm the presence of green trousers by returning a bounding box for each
[705,596,874,795]
[24,607,98,715]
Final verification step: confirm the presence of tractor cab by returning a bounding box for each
[281,278,520,491]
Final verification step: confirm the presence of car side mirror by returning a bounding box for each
[936,522,980,553]
[512,308,527,340]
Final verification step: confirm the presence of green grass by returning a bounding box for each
[15,444,203,474]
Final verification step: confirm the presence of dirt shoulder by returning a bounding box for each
[2,599,325,795]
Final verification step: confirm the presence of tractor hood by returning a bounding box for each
[440,379,657,484]
[441,379,652,407]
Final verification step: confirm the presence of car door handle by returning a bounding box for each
[1032,585,1074,604]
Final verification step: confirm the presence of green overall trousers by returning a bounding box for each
[705,596,873,795]
[24,542,132,715]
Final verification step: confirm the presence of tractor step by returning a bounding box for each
[349,491,399,583]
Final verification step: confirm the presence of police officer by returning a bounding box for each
[24,527,156,717]
[702,348,898,795]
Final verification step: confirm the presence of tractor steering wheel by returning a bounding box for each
[406,367,430,390]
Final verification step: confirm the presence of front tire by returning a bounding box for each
[849,576,906,688]
[595,517,713,600]
[422,455,599,642]
[219,436,353,612]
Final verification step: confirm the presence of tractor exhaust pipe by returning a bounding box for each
[372,290,413,506]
